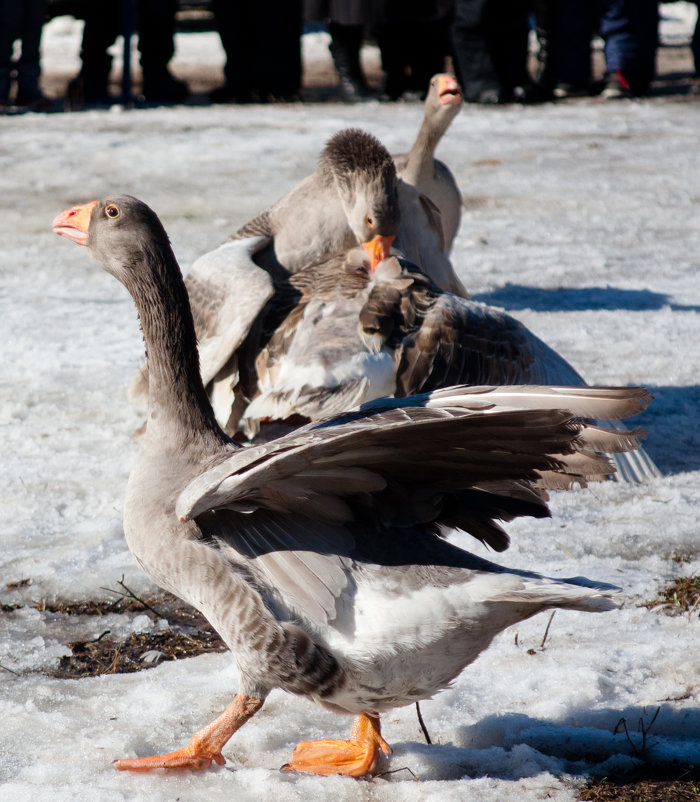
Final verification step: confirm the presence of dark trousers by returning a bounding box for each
[78,0,177,81]
[212,0,302,99]
[693,0,700,75]
[450,0,531,100]
[375,0,451,98]
[0,0,45,74]
[556,0,658,87]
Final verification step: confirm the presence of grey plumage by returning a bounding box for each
[54,194,650,774]
[237,249,659,483]
[393,73,465,260]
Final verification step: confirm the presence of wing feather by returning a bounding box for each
[177,386,652,533]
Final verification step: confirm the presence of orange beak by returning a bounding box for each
[52,200,98,246]
[437,74,462,106]
[361,234,395,270]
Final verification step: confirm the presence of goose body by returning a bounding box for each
[54,194,650,777]
[234,249,659,482]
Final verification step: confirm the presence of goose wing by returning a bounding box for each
[394,282,586,398]
[183,385,648,627]
[384,265,660,483]
[179,385,650,534]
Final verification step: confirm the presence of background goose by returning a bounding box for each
[130,127,466,407]
[394,73,464,253]
[53,194,650,778]
[129,128,400,406]
[227,248,659,483]
[229,126,464,295]
[231,128,400,276]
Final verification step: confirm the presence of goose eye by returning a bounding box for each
[366,215,374,227]
[105,204,120,219]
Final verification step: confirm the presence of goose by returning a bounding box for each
[129,128,466,407]
[230,128,401,277]
[53,194,650,777]
[229,127,464,295]
[129,128,400,406]
[394,73,464,252]
[222,248,660,483]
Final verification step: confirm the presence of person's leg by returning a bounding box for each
[630,0,657,91]
[66,2,120,106]
[376,18,408,100]
[255,0,302,100]
[406,8,451,96]
[554,0,594,90]
[599,0,654,95]
[211,0,257,101]
[15,0,49,106]
[138,0,188,101]
[532,0,557,96]
[451,0,502,102]
[691,1,700,74]
[488,0,531,97]
[329,21,374,101]
[0,0,21,103]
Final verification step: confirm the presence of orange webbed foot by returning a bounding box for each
[113,693,263,773]
[282,714,391,778]
[113,744,225,772]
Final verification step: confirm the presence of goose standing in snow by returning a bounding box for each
[54,194,650,777]
[394,73,464,254]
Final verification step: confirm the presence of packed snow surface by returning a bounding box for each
[1,10,699,801]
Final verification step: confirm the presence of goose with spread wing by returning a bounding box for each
[232,247,659,482]
[53,195,650,778]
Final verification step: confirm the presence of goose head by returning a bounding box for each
[52,195,172,288]
[319,128,400,266]
[429,73,463,115]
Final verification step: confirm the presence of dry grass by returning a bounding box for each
[579,777,700,801]
[643,576,700,617]
[51,628,226,679]
[1,579,227,678]
[41,588,228,678]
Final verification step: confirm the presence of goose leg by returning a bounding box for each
[113,693,263,771]
[283,713,391,777]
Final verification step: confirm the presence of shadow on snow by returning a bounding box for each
[473,284,700,314]
[387,704,700,782]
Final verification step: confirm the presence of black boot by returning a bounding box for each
[66,7,116,110]
[141,67,189,103]
[15,66,51,109]
[66,68,112,110]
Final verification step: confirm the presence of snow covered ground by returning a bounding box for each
[1,8,700,801]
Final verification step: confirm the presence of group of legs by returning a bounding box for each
[3,0,699,111]
[68,0,303,108]
[451,0,662,104]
